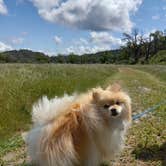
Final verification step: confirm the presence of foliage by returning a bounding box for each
[149,50,166,64]
[122,29,166,64]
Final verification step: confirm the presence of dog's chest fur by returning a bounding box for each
[95,120,129,161]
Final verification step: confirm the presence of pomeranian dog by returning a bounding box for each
[26,84,131,166]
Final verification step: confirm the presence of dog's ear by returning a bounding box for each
[106,83,122,92]
[92,87,103,101]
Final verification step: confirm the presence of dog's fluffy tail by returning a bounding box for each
[32,94,77,126]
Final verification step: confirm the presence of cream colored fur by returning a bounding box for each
[26,86,131,166]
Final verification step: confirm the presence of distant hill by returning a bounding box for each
[0,47,165,65]
[0,49,121,64]
[0,49,50,63]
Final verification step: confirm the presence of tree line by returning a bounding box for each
[0,29,166,64]
[121,29,166,64]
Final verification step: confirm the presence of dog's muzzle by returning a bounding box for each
[109,106,122,117]
[110,108,119,116]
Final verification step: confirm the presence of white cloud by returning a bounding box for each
[143,29,157,38]
[30,0,142,32]
[79,38,88,45]
[0,41,12,52]
[0,0,8,15]
[11,37,24,45]
[53,35,62,44]
[66,45,110,55]
[37,49,56,56]
[90,31,124,47]
[152,15,160,20]
[45,51,56,56]
[63,31,124,55]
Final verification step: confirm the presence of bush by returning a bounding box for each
[149,50,166,64]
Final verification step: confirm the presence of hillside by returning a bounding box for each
[0,48,166,64]
[0,50,50,63]
[0,49,121,64]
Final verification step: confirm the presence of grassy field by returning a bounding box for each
[0,64,165,166]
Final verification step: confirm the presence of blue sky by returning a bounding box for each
[0,0,166,55]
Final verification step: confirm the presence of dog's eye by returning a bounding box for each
[116,101,120,105]
[103,104,110,109]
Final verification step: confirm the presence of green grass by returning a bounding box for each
[0,64,166,166]
[0,64,117,140]
[108,66,166,166]
[0,135,24,157]
[133,65,166,82]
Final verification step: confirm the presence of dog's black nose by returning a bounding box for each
[111,108,118,116]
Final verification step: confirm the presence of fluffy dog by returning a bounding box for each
[26,84,132,166]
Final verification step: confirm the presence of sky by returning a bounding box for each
[0,0,166,56]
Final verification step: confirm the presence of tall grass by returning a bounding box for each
[0,64,166,165]
[133,65,166,82]
[0,64,117,140]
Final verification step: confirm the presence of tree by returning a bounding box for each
[122,29,141,63]
[139,34,152,63]
[150,31,163,54]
